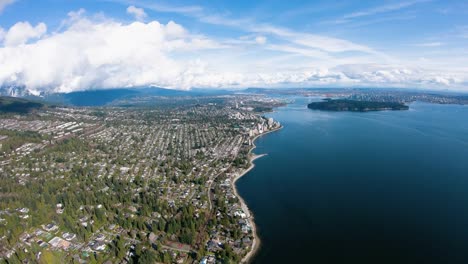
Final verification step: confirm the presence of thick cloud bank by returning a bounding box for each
[0,10,466,93]
[0,12,225,93]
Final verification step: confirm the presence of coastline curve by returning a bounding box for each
[231,125,283,264]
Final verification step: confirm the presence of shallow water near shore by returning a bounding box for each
[236,97,468,264]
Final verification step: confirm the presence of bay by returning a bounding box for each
[237,97,468,264]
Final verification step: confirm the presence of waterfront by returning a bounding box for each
[236,97,468,264]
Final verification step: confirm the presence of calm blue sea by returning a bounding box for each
[237,97,468,264]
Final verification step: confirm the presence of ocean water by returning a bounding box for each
[236,97,468,264]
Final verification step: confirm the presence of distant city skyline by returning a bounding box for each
[0,0,467,93]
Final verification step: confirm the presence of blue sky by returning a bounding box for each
[0,0,467,92]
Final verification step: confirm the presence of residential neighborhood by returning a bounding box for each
[0,95,282,263]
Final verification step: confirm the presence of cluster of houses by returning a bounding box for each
[0,96,284,263]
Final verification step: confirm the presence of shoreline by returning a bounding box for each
[231,125,283,264]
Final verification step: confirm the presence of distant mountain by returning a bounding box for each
[135,87,193,96]
[0,96,46,114]
[58,87,202,106]
[0,86,236,107]
[242,88,272,94]
[136,87,234,96]
[60,89,140,106]
[46,87,235,106]
[0,85,43,98]
[191,88,235,95]
[0,86,191,106]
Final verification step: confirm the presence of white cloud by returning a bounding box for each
[266,44,330,59]
[250,24,390,62]
[320,0,427,25]
[109,0,202,15]
[332,64,463,88]
[0,0,15,13]
[0,15,226,92]
[3,21,47,46]
[0,10,467,92]
[255,36,266,45]
[0,27,5,42]
[126,5,147,21]
[114,2,389,58]
[344,0,429,19]
[192,13,383,57]
[413,42,443,47]
[234,34,267,45]
[67,8,86,22]
[140,2,201,14]
[165,20,186,38]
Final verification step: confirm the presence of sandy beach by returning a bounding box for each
[231,125,283,263]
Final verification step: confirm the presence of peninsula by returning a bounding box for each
[308,99,409,112]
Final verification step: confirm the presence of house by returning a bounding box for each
[19,233,31,243]
[200,255,216,264]
[206,240,220,252]
[241,237,252,246]
[49,237,71,250]
[34,229,44,236]
[62,232,76,241]
[95,234,105,241]
[43,223,58,232]
[241,225,251,233]
[148,232,158,243]
[18,208,29,214]
[89,240,106,251]
[36,240,48,248]
[234,210,246,219]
